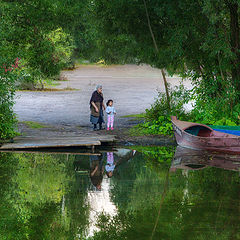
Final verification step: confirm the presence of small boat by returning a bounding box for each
[171,116,240,154]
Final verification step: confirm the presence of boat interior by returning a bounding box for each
[184,125,213,137]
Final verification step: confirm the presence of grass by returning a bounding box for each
[121,113,146,118]
[18,87,79,92]
[128,123,169,137]
[16,75,80,91]
[44,78,61,87]
[128,124,153,136]
[22,121,50,129]
[128,126,146,136]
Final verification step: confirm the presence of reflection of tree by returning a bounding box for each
[109,147,174,211]
[66,155,90,239]
[13,153,69,207]
[178,168,240,240]
[0,152,27,239]
[88,148,240,240]
[109,153,145,210]
[0,152,90,239]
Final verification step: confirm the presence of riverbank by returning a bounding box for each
[17,117,175,148]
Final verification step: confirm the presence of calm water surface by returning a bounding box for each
[0,147,239,240]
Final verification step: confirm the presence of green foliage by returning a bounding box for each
[48,28,75,69]
[0,10,19,139]
[132,116,173,136]
[0,63,18,139]
[22,121,49,129]
[15,29,75,89]
[0,152,90,240]
[88,0,239,77]
[121,113,146,118]
[136,78,240,135]
[1,0,79,88]
[186,70,240,125]
[79,0,139,64]
[0,0,80,138]
[132,85,190,136]
[0,103,17,140]
[88,0,240,129]
[189,96,240,126]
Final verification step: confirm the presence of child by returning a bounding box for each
[105,152,115,178]
[106,99,116,130]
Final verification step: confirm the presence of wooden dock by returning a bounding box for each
[0,135,116,151]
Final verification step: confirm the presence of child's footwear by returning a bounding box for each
[111,127,114,130]
[107,128,110,131]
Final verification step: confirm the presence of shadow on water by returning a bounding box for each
[0,146,239,240]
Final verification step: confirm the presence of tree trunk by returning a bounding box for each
[143,0,171,110]
[161,69,171,110]
[228,2,240,99]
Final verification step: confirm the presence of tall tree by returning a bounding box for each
[89,0,240,103]
[0,0,87,138]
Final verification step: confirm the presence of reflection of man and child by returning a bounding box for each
[90,152,116,190]
[90,85,116,131]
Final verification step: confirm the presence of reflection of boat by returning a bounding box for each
[171,146,240,172]
[171,116,240,153]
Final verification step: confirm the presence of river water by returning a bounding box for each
[0,146,239,240]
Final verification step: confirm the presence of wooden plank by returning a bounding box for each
[0,134,116,150]
[14,136,116,142]
[8,138,101,144]
[0,139,101,150]
[15,135,116,139]
[0,150,101,156]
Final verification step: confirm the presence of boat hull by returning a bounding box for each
[171,116,240,154]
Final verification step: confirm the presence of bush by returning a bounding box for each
[14,59,40,90]
[146,85,191,121]
[0,62,18,139]
[0,101,17,140]
[139,77,240,137]
[47,28,75,70]
[189,99,240,126]
[187,71,239,125]
[16,28,75,90]
[135,85,191,136]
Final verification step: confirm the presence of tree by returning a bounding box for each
[88,0,240,114]
[0,0,86,138]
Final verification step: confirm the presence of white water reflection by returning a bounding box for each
[86,176,117,237]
